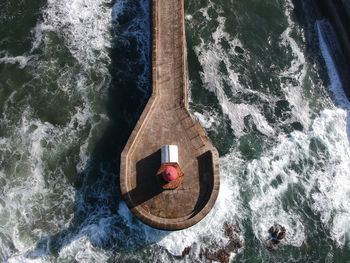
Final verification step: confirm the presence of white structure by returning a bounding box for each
[161,145,178,164]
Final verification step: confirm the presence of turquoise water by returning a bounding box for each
[1,0,350,262]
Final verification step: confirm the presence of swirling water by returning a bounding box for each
[1,0,350,262]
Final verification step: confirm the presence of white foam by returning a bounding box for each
[0,112,78,257]
[58,236,110,262]
[181,1,350,253]
[20,0,118,175]
[34,0,112,67]
[314,19,350,246]
[245,106,350,247]
[7,235,110,263]
[198,1,215,21]
[185,14,193,21]
[1,1,115,260]
[7,256,49,263]
[310,110,350,245]
[30,22,49,53]
[246,133,307,246]
[0,55,32,69]
[193,111,217,130]
[194,15,274,137]
[278,0,312,130]
[279,2,306,81]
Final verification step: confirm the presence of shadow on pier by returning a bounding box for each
[292,0,350,143]
[124,150,162,208]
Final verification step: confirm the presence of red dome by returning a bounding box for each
[162,166,178,182]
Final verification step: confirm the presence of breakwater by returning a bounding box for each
[120,0,220,231]
[312,0,350,93]
[313,0,350,61]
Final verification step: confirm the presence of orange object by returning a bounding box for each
[163,166,178,182]
[156,163,184,190]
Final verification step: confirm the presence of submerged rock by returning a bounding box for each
[203,249,230,263]
[173,246,192,259]
[173,222,244,262]
[181,246,191,258]
[223,222,243,249]
[266,223,286,250]
[199,222,243,262]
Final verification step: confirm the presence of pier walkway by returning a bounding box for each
[120,0,220,230]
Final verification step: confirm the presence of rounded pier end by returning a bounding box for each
[121,145,220,230]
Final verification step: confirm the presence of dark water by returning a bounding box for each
[1,0,350,262]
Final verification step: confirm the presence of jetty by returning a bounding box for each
[120,0,220,230]
[312,0,350,93]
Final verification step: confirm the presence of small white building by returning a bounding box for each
[161,145,178,164]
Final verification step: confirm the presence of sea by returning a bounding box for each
[1,0,350,262]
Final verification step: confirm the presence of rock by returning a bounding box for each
[267,223,286,250]
[216,250,230,263]
[204,249,230,263]
[225,241,236,253]
[277,231,286,240]
[196,222,244,262]
[268,223,286,243]
[223,221,244,250]
[173,245,191,259]
[223,221,241,239]
[266,240,276,251]
[181,246,191,258]
[234,237,243,249]
[224,222,234,239]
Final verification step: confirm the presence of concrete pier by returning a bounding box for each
[120,0,220,231]
[312,0,350,63]
[311,0,350,93]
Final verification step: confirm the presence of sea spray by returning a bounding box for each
[316,19,350,246]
